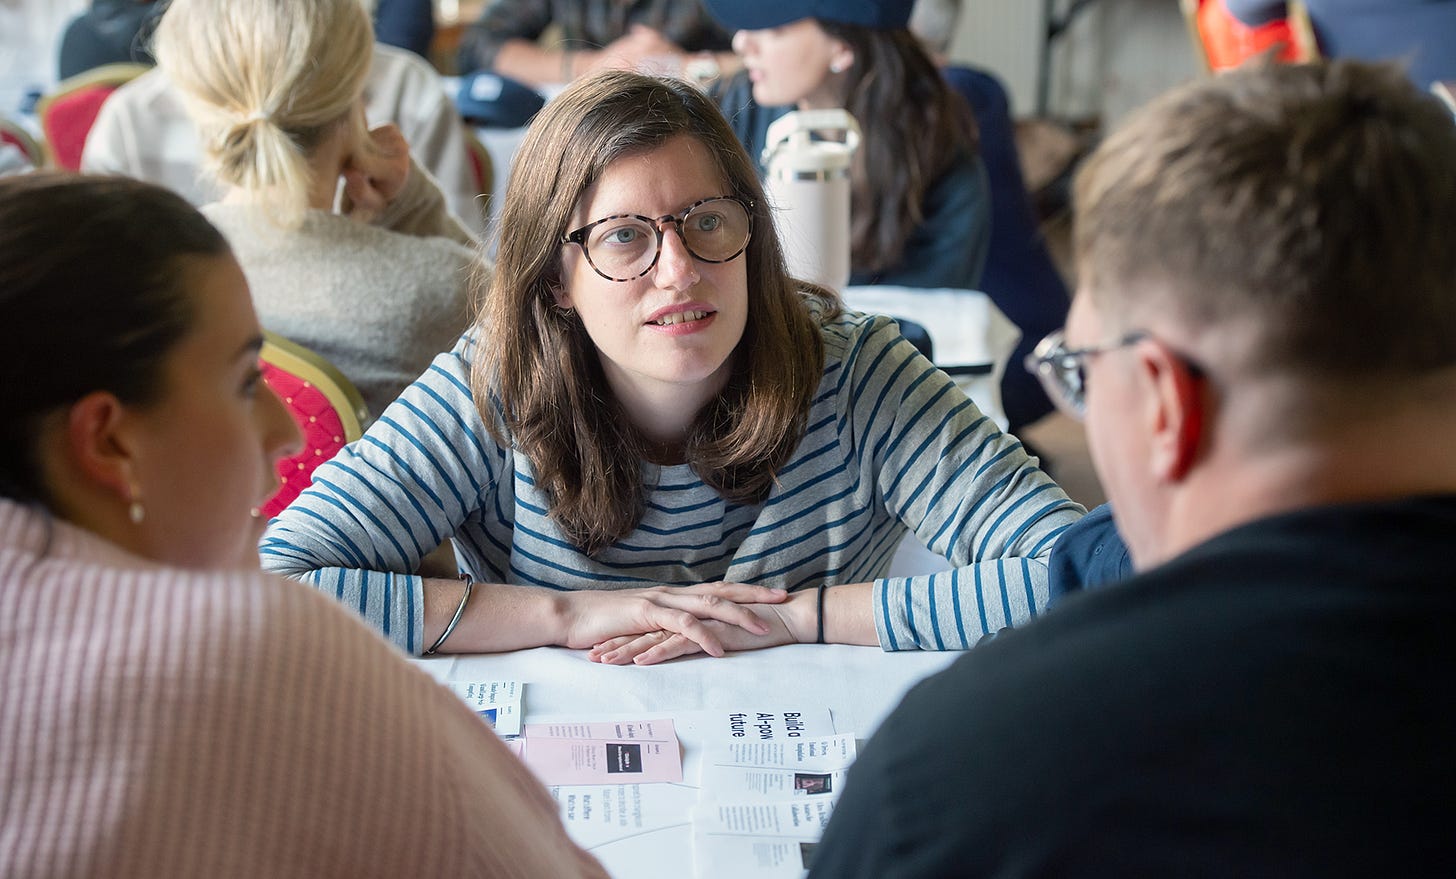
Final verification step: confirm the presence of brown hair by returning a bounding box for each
[0,173,228,505]
[819,22,978,277]
[472,70,837,555]
[1074,59,1456,379]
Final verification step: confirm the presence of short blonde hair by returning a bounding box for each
[153,0,374,227]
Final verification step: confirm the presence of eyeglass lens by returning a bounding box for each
[1025,332,1089,418]
[581,198,750,281]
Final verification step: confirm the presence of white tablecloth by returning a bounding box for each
[414,644,959,878]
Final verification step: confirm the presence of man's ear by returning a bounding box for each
[61,391,139,505]
[1135,340,1205,484]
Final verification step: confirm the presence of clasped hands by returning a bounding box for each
[561,582,819,667]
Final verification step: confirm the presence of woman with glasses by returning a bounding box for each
[261,70,1083,663]
[0,173,607,877]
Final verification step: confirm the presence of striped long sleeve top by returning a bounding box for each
[0,499,607,879]
[260,303,1085,654]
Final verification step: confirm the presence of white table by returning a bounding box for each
[414,644,959,878]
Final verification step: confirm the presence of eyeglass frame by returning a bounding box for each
[1023,329,1147,419]
[1024,328,1207,419]
[560,195,755,283]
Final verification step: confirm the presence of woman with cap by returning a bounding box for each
[706,0,990,292]
[260,70,1082,664]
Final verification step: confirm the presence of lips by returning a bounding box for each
[650,310,710,326]
[645,302,716,326]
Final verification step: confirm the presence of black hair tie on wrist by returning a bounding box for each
[816,584,827,644]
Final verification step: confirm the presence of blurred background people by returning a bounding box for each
[80,12,485,236]
[59,0,439,80]
[1227,0,1456,89]
[456,0,738,88]
[708,0,990,292]
[154,0,477,418]
[708,0,1072,434]
[57,0,163,80]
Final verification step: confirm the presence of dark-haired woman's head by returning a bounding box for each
[0,173,299,568]
[475,71,830,554]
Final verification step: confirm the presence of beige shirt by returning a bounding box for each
[0,499,608,879]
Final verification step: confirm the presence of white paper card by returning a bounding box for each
[445,680,522,736]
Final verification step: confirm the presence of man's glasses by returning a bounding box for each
[562,196,753,282]
[1023,329,1148,419]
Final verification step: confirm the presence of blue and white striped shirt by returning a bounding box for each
[260,304,1084,654]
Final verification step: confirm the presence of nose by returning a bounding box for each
[652,223,700,291]
[260,382,304,466]
[731,30,751,56]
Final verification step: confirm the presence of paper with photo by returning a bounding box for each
[519,719,682,785]
[445,680,522,736]
[692,800,836,879]
[701,734,855,800]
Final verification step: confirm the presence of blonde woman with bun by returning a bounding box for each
[153,0,478,419]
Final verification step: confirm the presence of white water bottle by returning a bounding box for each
[761,109,861,291]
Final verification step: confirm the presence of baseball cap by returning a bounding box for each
[700,0,913,31]
[455,72,545,129]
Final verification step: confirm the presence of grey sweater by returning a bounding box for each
[203,168,481,418]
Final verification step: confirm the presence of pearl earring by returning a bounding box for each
[830,60,848,74]
[127,475,145,524]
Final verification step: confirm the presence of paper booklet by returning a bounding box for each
[444,679,523,737]
[518,719,683,785]
[691,800,837,878]
[700,734,856,802]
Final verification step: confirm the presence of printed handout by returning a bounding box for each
[701,734,856,801]
[692,800,837,879]
[518,719,683,785]
[444,680,522,736]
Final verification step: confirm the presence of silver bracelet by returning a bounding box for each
[425,572,474,655]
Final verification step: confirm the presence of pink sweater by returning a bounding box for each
[0,500,608,879]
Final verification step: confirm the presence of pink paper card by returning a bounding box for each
[523,719,676,742]
[518,719,682,785]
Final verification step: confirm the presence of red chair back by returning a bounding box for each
[36,63,150,171]
[257,332,369,519]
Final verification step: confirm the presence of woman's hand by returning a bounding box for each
[588,587,819,665]
[341,123,410,223]
[559,582,789,657]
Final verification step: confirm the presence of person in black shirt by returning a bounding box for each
[811,58,1456,877]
